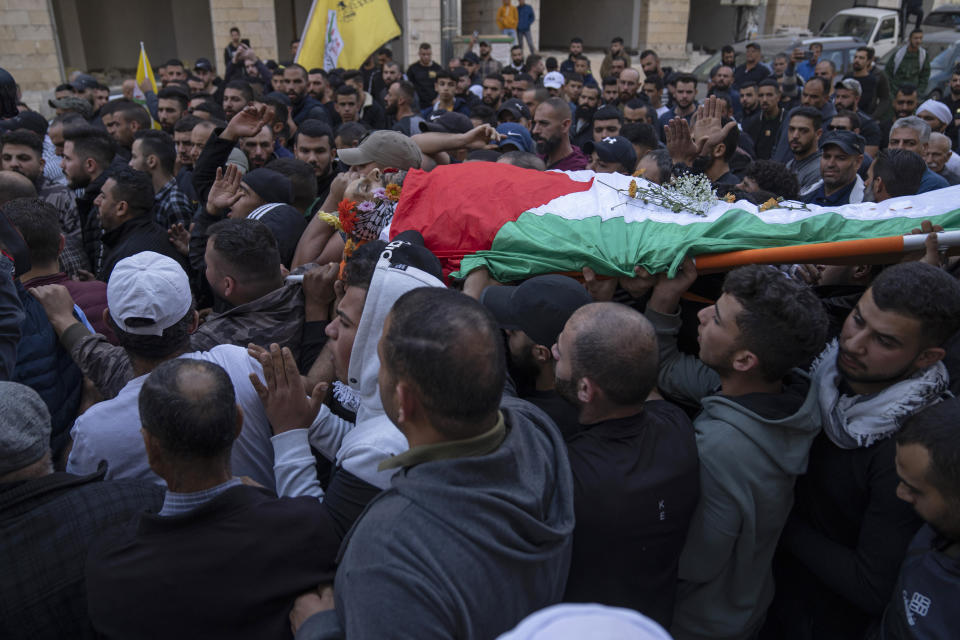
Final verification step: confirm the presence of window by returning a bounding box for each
[877,18,896,40]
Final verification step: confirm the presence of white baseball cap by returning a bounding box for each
[107,252,192,336]
[543,71,565,89]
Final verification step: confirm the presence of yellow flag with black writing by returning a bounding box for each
[296,0,401,71]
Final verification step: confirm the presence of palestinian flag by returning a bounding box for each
[388,163,960,281]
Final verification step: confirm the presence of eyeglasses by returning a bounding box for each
[826,125,850,131]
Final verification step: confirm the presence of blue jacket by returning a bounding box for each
[13,283,82,455]
[518,5,535,31]
[919,167,950,193]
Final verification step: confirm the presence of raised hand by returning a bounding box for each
[248,343,327,435]
[206,164,243,216]
[223,103,274,141]
[167,222,192,256]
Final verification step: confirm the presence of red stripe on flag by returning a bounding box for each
[390,163,594,278]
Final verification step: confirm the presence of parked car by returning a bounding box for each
[817,7,900,59]
[876,31,960,100]
[922,5,960,33]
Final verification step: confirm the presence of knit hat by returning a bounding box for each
[242,168,293,204]
[0,382,52,475]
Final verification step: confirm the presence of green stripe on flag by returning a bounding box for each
[453,208,960,282]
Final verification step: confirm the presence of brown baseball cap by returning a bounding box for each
[337,130,422,169]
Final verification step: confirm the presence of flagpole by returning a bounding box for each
[296,0,320,65]
[693,230,960,271]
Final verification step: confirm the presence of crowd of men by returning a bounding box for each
[1,22,959,640]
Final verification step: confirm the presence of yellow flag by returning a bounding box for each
[133,42,162,130]
[134,42,158,97]
[296,0,401,71]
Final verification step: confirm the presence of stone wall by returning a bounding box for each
[764,0,813,33]
[209,0,279,76]
[642,0,691,59]
[0,0,63,110]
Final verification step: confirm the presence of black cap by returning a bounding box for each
[194,58,214,72]
[419,110,473,134]
[583,136,638,169]
[480,275,592,348]
[383,232,444,281]
[462,51,480,64]
[71,73,98,91]
[497,98,531,121]
[819,129,865,155]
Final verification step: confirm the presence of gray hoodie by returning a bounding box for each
[295,396,575,640]
[646,307,821,640]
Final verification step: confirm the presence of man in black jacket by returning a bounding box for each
[553,301,700,628]
[0,381,162,639]
[95,166,186,282]
[768,262,960,639]
[61,127,117,273]
[85,358,340,639]
[480,274,590,438]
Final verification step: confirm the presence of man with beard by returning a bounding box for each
[481,74,505,111]
[846,46,889,118]
[480,274,590,437]
[1,130,86,273]
[739,81,759,121]
[880,398,960,638]
[378,62,402,104]
[833,78,882,157]
[239,123,275,170]
[769,263,960,639]
[880,84,920,148]
[506,45,525,75]
[644,76,670,120]
[644,261,828,640]
[61,127,118,271]
[572,88,599,149]
[129,130,193,229]
[156,87,187,134]
[221,80,254,121]
[533,97,588,170]
[283,64,329,126]
[307,68,329,105]
[656,75,697,142]
[293,120,337,208]
[600,36,632,79]
[386,81,424,135]
[93,167,187,282]
[711,66,741,118]
[552,301,699,629]
[801,130,866,205]
[785,106,824,195]
[617,68,642,106]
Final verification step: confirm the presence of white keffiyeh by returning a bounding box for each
[812,340,949,449]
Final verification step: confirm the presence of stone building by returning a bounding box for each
[0,0,951,111]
